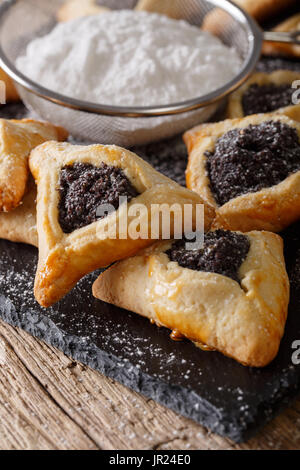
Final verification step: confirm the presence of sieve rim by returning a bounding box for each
[0,0,263,118]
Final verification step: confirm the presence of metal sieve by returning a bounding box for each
[0,0,299,146]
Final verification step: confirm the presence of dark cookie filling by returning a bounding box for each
[257,55,300,74]
[58,162,139,233]
[165,230,250,283]
[206,120,300,206]
[242,83,294,116]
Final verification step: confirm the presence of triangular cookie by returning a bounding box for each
[226,70,300,120]
[93,230,290,367]
[0,177,37,247]
[29,141,215,307]
[184,113,300,232]
[0,118,68,212]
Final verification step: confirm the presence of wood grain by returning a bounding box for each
[0,319,300,450]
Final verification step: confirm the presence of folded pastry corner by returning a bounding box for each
[184,113,300,233]
[227,70,300,120]
[93,229,290,367]
[29,141,215,307]
[0,177,37,247]
[0,118,68,213]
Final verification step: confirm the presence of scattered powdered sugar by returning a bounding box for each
[16,10,241,107]
[0,258,34,303]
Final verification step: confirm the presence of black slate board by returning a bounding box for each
[0,222,300,443]
[1,46,300,444]
[0,105,300,443]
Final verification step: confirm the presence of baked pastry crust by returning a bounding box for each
[93,230,289,367]
[184,113,300,233]
[57,0,109,22]
[0,118,68,213]
[135,0,185,19]
[0,68,19,102]
[262,13,300,58]
[202,0,296,34]
[136,0,295,23]
[227,70,300,119]
[29,141,215,307]
[0,178,37,247]
[232,0,296,22]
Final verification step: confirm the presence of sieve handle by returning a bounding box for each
[263,30,300,45]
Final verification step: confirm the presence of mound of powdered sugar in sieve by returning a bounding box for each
[16,10,241,107]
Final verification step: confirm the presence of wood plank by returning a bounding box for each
[0,323,98,450]
[0,319,300,450]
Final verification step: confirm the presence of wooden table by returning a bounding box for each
[0,319,300,450]
[1,0,300,452]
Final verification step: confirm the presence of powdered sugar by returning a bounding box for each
[16,10,241,107]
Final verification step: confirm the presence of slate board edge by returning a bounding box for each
[1,294,300,444]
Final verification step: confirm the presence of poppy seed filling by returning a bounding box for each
[165,230,250,283]
[206,120,300,206]
[242,83,294,116]
[257,55,300,73]
[58,162,139,233]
